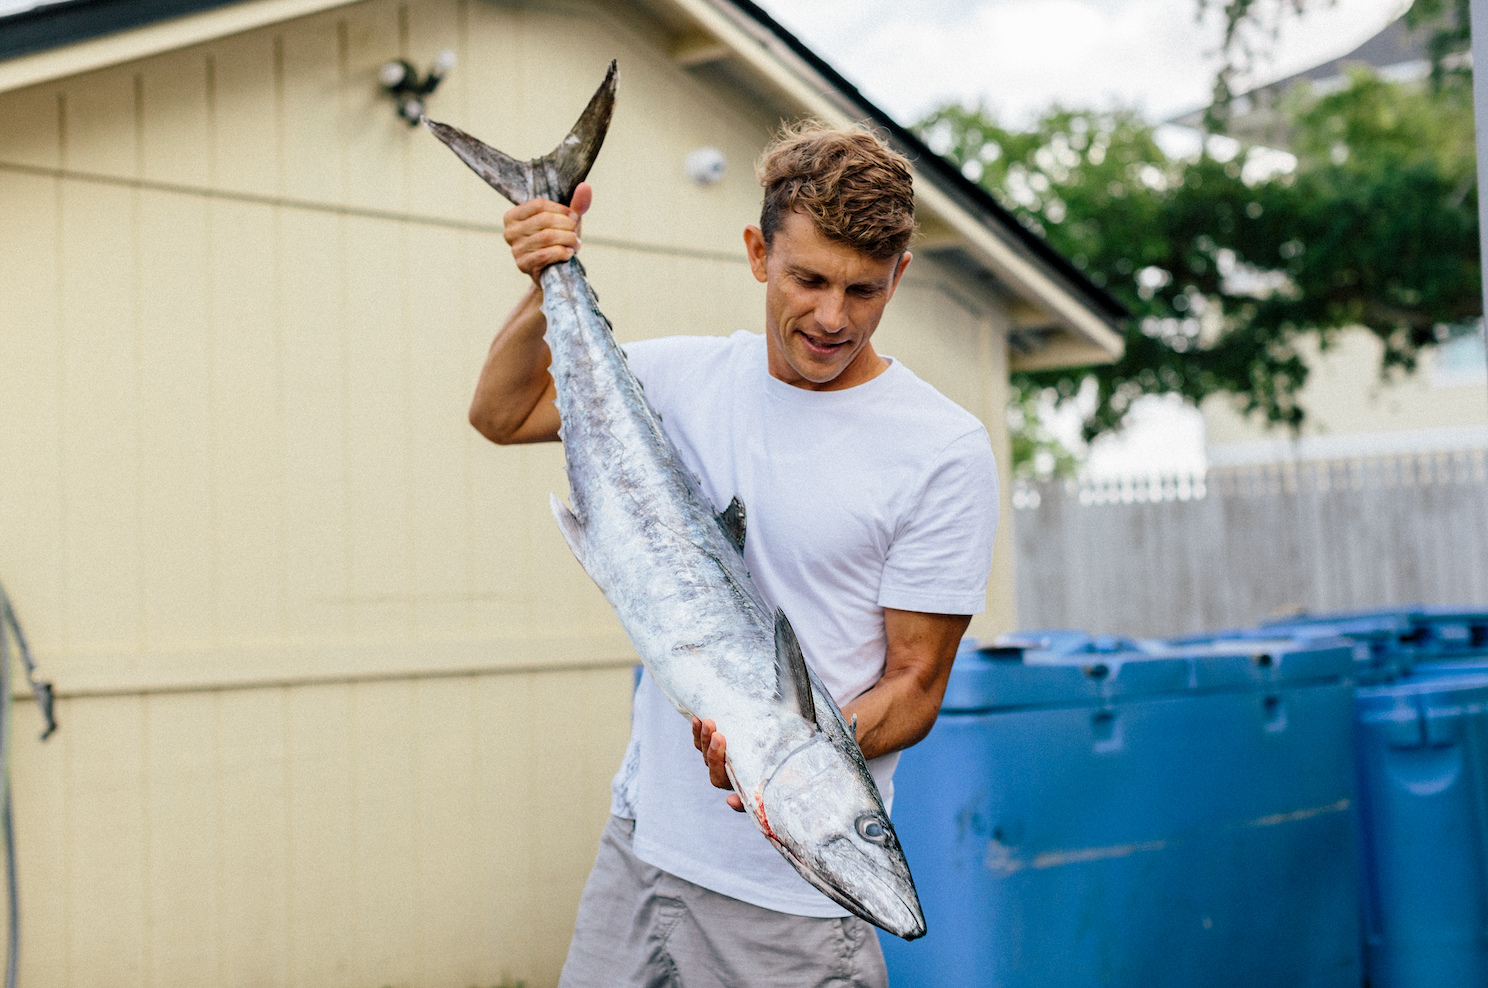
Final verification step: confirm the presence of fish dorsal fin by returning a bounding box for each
[424,61,617,207]
[774,609,817,726]
[718,496,746,553]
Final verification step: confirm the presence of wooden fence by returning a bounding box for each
[1013,450,1488,638]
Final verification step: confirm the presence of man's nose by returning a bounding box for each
[817,291,849,333]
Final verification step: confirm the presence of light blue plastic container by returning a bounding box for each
[880,638,1360,988]
[1164,607,1488,682]
[1355,671,1488,988]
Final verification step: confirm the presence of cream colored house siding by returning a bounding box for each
[1204,326,1488,464]
[0,0,1018,985]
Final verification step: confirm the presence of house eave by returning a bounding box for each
[0,0,361,93]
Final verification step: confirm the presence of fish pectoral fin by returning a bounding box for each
[549,494,588,568]
[773,609,817,727]
[717,495,747,553]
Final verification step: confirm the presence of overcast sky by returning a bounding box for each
[754,0,1412,127]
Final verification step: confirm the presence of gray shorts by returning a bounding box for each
[557,815,890,988]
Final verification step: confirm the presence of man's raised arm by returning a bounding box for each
[468,182,592,445]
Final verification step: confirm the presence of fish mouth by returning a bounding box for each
[812,836,926,940]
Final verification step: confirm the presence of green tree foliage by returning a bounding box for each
[917,70,1480,459]
[1200,0,1467,129]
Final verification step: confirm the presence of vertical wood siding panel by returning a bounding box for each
[405,221,472,636]
[139,49,210,187]
[403,0,467,221]
[277,14,344,203]
[410,676,481,987]
[528,670,600,976]
[344,213,414,637]
[474,672,540,982]
[210,200,286,644]
[347,679,418,986]
[286,682,355,988]
[339,0,406,213]
[137,189,216,648]
[464,441,531,639]
[449,0,521,230]
[60,68,137,176]
[143,692,220,987]
[0,171,65,648]
[59,182,142,653]
[207,32,279,198]
[216,688,290,988]
[280,208,351,639]
[0,83,62,168]
[66,696,147,988]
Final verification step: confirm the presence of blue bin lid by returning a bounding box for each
[1401,651,1488,680]
[942,636,1353,713]
[1141,637,1357,690]
[1356,669,1488,747]
[1259,606,1488,654]
[1154,607,1488,684]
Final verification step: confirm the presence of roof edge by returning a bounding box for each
[0,0,359,93]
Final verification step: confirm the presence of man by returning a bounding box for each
[472,122,998,987]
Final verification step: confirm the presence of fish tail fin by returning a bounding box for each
[423,60,618,207]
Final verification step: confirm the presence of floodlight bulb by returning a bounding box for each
[378,60,408,88]
[432,49,458,77]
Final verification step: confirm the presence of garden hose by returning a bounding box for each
[0,582,57,988]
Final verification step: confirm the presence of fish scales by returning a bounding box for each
[544,264,781,715]
[425,61,926,940]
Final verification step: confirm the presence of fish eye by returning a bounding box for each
[856,814,888,844]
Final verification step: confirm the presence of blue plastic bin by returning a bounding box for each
[880,638,1360,988]
[1355,671,1488,988]
[1164,607,1488,682]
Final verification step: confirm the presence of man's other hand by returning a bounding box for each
[503,181,592,282]
[691,716,745,812]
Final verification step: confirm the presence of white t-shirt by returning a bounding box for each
[611,330,997,917]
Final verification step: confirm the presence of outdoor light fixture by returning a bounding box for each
[379,49,456,125]
[684,146,727,185]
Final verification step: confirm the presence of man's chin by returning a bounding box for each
[789,348,853,382]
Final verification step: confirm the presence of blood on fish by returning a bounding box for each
[751,784,780,844]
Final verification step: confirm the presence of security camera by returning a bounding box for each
[685,147,727,185]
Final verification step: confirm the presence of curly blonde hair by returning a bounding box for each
[757,121,916,261]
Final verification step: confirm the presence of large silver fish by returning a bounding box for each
[425,63,925,940]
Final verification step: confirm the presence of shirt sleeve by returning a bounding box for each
[876,427,999,615]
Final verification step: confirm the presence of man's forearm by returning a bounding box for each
[840,667,947,761]
[469,283,559,444]
[841,609,970,761]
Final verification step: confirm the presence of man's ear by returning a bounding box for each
[744,225,769,284]
[888,250,912,297]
